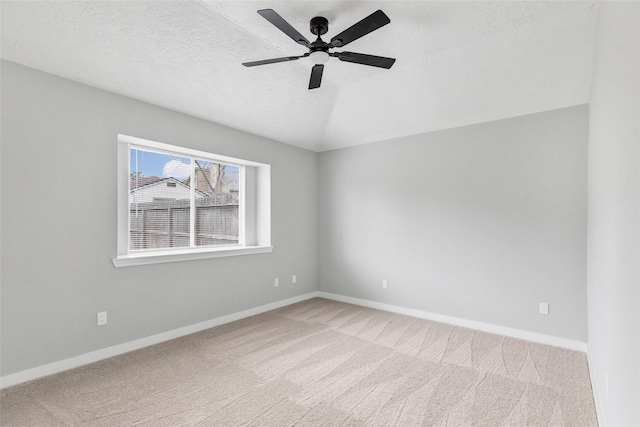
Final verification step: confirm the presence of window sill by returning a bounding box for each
[112,246,273,268]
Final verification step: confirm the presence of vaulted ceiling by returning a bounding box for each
[1,1,598,152]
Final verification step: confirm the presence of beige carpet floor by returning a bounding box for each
[1,298,597,426]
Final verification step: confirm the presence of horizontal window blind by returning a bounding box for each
[129,147,240,252]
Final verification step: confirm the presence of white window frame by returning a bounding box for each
[113,134,272,267]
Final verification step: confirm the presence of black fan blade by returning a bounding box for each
[336,52,396,69]
[258,9,310,47]
[308,64,324,89]
[243,55,304,67]
[330,10,390,48]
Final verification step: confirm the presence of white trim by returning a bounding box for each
[256,165,271,247]
[587,349,607,426]
[317,292,588,352]
[1,291,591,390]
[189,158,196,248]
[112,245,273,267]
[0,292,319,390]
[238,166,246,246]
[117,140,130,256]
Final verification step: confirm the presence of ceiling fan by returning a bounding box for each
[242,9,396,90]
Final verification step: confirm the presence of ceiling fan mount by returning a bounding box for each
[309,16,329,37]
[242,9,396,90]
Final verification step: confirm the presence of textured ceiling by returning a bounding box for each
[1,1,598,152]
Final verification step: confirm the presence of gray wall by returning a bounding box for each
[319,105,588,341]
[587,1,640,425]
[0,60,319,376]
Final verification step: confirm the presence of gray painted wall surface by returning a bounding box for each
[0,61,319,376]
[587,2,640,425]
[319,105,588,341]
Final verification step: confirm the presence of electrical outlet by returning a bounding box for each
[292,275,297,284]
[539,302,549,315]
[97,311,107,326]
[382,280,388,289]
[274,278,279,287]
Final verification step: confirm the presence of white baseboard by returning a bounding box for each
[1,290,588,390]
[0,292,319,390]
[587,350,607,426]
[317,292,588,352]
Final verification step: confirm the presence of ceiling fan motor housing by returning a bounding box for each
[310,16,328,36]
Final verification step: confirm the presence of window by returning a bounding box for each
[114,135,271,267]
[129,149,239,250]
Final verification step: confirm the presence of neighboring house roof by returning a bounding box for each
[130,176,207,197]
[130,176,162,190]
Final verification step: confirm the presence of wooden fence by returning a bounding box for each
[130,193,239,249]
